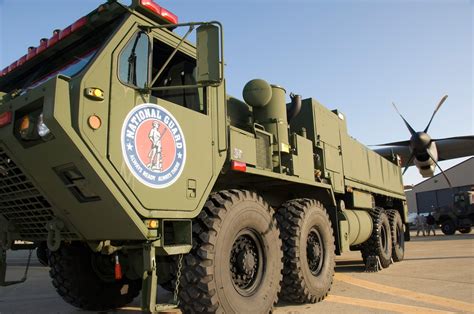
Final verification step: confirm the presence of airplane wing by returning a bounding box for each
[372,145,413,166]
[373,135,474,166]
[434,136,474,160]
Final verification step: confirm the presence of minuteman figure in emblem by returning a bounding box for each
[147,121,166,171]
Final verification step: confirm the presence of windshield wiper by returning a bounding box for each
[127,31,146,86]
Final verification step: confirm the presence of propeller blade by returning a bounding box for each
[392,102,417,136]
[424,95,448,133]
[426,148,452,188]
[402,152,416,175]
[370,140,411,147]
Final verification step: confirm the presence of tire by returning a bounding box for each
[387,210,405,262]
[361,208,392,269]
[276,199,335,303]
[179,190,283,313]
[48,243,141,311]
[459,227,472,234]
[36,242,49,267]
[441,220,456,235]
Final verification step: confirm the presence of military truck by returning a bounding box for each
[0,1,408,312]
[433,190,473,235]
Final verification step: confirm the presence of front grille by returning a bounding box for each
[0,146,76,241]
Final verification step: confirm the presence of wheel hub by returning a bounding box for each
[307,229,324,276]
[230,232,262,295]
[237,250,256,274]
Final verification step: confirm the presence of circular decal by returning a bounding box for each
[121,103,186,189]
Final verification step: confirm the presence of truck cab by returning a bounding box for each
[434,190,474,235]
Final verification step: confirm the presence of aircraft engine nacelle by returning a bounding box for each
[413,142,438,177]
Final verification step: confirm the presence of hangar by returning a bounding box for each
[405,157,474,214]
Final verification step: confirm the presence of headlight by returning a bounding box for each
[37,113,52,139]
[18,112,53,141]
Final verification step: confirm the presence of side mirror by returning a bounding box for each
[196,24,221,85]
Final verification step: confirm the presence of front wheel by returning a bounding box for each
[441,220,456,235]
[179,190,283,313]
[276,199,335,303]
[458,226,472,234]
[48,244,141,311]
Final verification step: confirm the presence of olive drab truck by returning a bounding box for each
[0,1,408,312]
[433,190,474,235]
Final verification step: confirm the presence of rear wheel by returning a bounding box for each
[361,208,392,268]
[458,226,472,234]
[387,210,405,262]
[276,199,335,303]
[179,190,283,313]
[48,243,141,311]
[441,220,456,235]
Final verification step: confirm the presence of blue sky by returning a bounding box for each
[0,0,472,185]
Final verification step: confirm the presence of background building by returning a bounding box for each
[405,157,473,214]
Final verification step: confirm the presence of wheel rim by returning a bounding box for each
[230,229,264,296]
[380,222,389,254]
[90,252,115,282]
[443,223,452,233]
[306,227,325,276]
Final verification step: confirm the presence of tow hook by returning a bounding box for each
[46,219,64,251]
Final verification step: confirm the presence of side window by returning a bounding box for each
[151,39,206,114]
[119,31,149,88]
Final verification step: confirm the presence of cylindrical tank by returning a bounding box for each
[343,209,373,246]
[252,85,289,150]
[242,79,290,152]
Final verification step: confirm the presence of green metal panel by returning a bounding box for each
[341,133,404,196]
[299,99,344,193]
[0,77,148,240]
[229,127,257,166]
[92,20,215,213]
[352,190,374,209]
[289,134,314,181]
[338,219,350,253]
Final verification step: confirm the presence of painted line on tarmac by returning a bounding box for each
[335,273,474,313]
[326,295,454,314]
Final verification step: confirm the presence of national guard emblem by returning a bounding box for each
[121,103,186,189]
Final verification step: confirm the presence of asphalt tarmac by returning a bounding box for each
[0,230,473,314]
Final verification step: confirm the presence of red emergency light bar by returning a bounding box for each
[138,0,178,25]
[0,16,88,78]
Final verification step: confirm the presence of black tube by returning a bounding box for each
[287,93,302,122]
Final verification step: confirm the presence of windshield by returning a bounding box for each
[0,14,124,94]
[25,50,97,91]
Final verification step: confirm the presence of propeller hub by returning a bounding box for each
[411,132,431,151]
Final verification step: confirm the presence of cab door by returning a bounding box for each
[108,27,213,212]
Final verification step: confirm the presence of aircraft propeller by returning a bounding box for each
[377,95,452,187]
